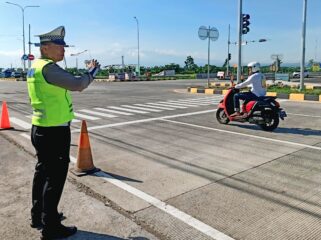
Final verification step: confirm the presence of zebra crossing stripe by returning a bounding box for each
[160,101,200,107]
[79,109,117,118]
[108,106,149,114]
[174,98,219,103]
[94,107,134,116]
[146,102,187,109]
[134,103,175,111]
[121,105,162,112]
[168,100,218,106]
[10,117,31,129]
[74,112,100,120]
[167,100,212,106]
[157,102,189,108]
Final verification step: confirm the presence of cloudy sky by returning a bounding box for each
[0,0,321,69]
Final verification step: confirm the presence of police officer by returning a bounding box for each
[27,26,100,239]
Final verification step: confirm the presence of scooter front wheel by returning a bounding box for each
[259,114,279,131]
[216,108,230,124]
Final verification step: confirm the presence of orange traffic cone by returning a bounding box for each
[0,101,13,130]
[71,120,100,176]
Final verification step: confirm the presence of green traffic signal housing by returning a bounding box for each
[242,14,250,34]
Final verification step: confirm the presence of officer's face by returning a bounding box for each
[41,43,65,62]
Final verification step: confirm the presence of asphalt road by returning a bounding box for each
[1,79,321,240]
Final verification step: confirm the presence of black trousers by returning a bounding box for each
[31,125,70,227]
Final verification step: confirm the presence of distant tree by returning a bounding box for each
[184,56,197,71]
[96,69,108,76]
[140,66,146,75]
[164,63,181,73]
[222,59,228,68]
[308,59,314,67]
[108,66,115,73]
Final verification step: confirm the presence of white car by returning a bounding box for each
[292,70,309,78]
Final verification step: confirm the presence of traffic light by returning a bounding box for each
[228,53,231,60]
[242,14,250,34]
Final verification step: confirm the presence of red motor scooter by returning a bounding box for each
[216,87,286,131]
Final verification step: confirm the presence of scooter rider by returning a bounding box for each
[231,61,266,117]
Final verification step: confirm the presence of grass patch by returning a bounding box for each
[267,85,321,95]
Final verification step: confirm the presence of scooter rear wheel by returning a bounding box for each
[216,108,230,124]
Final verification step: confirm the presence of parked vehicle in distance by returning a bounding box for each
[11,71,22,78]
[292,70,309,78]
[0,70,12,78]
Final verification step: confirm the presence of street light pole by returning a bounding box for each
[70,50,88,71]
[134,16,140,77]
[6,2,39,72]
[207,26,211,87]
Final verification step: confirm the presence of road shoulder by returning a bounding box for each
[0,133,159,240]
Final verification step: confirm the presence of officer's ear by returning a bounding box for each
[40,44,49,56]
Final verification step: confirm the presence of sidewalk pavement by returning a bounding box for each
[0,133,159,240]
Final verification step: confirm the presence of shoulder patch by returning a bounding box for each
[27,68,35,78]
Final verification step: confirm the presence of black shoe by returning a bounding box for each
[30,219,43,229]
[31,212,64,229]
[41,224,77,240]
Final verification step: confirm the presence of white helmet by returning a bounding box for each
[247,61,260,73]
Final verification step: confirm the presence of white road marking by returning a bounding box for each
[147,102,187,109]
[74,112,100,120]
[158,102,194,108]
[79,109,117,118]
[135,103,176,110]
[167,100,217,106]
[161,119,321,151]
[173,98,219,103]
[19,131,234,240]
[93,170,235,240]
[71,109,217,133]
[121,105,162,112]
[174,98,221,103]
[160,101,201,107]
[10,117,31,129]
[20,133,30,139]
[287,113,321,118]
[108,106,149,114]
[94,107,134,116]
[175,99,219,104]
[72,119,81,123]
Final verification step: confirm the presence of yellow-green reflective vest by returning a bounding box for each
[27,59,74,126]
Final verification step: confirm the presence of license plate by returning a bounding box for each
[279,110,287,120]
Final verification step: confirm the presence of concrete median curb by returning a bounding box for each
[187,87,321,102]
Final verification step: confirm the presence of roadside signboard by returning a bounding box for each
[312,63,320,72]
[21,54,28,60]
[28,54,35,60]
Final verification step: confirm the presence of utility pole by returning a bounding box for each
[300,0,308,91]
[198,26,219,87]
[28,24,31,68]
[226,24,231,78]
[134,17,140,77]
[237,0,242,83]
[121,55,125,72]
